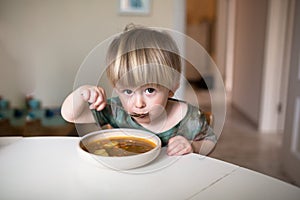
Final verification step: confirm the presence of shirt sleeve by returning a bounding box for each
[90,97,124,128]
[91,106,111,127]
[193,110,217,143]
[177,105,217,144]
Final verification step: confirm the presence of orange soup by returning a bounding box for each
[80,136,157,157]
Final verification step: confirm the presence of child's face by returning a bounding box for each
[115,84,170,124]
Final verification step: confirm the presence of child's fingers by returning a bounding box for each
[93,96,105,110]
[167,136,192,156]
[80,86,106,110]
[88,89,98,103]
[168,144,191,156]
[93,96,103,107]
[93,88,106,110]
[173,146,192,156]
[93,88,106,106]
[88,87,107,111]
[167,142,185,155]
[96,102,107,111]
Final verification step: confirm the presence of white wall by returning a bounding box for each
[215,0,228,81]
[231,0,268,125]
[0,0,178,107]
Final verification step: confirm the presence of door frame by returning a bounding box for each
[216,0,293,133]
[259,0,293,133]
[215,0,236,101]
[281,0,300,185]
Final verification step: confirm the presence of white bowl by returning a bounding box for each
[78,128,161,170]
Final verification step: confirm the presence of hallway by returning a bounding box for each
[190,88,297,186]
[210,106,295,184]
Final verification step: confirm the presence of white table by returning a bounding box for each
[0,137,299,200]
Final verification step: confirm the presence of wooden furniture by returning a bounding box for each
[0,119,76,137]
[203,111,213,126]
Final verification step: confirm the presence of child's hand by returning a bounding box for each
[167,135,193,156]
[80,86,107,111]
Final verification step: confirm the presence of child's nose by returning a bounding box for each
[134,95,146,109]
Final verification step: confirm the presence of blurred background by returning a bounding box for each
[0,0,299,187]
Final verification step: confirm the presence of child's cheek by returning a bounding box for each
[122,103,131,113]
[152,97,168,109]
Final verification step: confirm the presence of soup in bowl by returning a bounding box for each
[78,128,161,170]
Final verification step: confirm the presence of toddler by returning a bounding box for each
[61,25,216,156]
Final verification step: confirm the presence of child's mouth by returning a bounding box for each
[130,112,149,118]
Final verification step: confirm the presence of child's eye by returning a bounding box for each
[145,88,156,94]
[123,89,133,95]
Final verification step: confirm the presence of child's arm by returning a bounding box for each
[167,135,193,156]
[166,136,215,156]
[61,85,106,123]
[191,139,216,155]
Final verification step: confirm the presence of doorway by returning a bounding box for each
[185,0,216,85]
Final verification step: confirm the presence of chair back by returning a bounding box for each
[203,111,213,127]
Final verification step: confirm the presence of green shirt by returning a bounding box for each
[91,97,217,146]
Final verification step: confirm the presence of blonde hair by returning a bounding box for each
[106,24,181,92]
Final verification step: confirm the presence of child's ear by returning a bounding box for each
[168,90,174,97]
